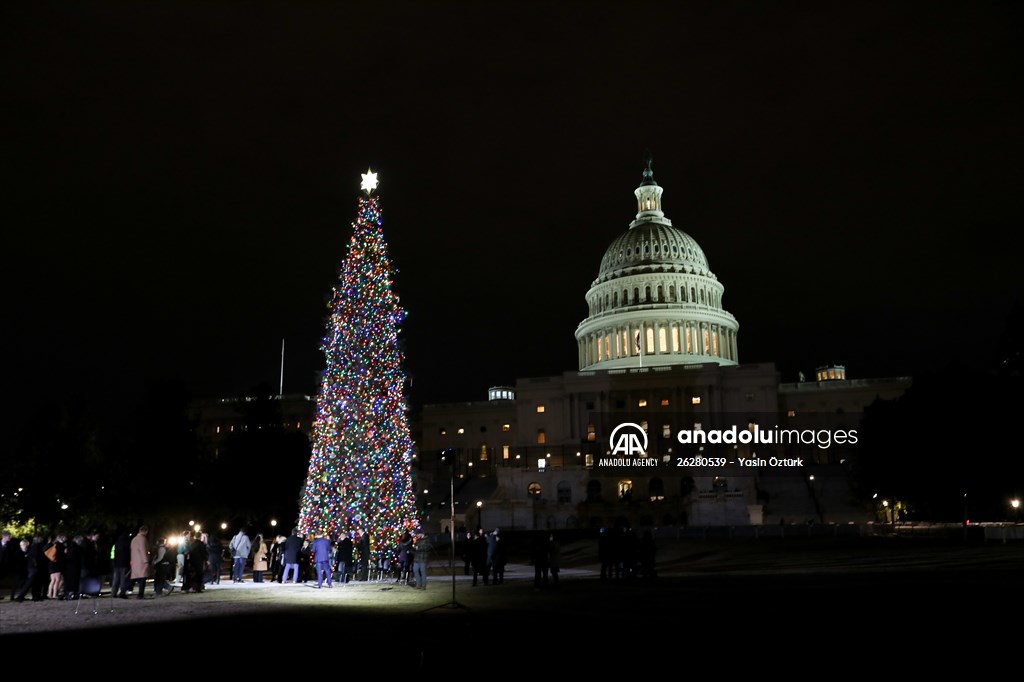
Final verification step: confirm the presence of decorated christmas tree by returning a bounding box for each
[298,169,419,568]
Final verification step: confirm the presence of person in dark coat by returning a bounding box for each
[532,531,550,589]
[357,531,371,581]
[9,539,29,600]
[490,530,506,585]
[205,533,221,584]
[82,531,101,590]
[548,533,561,588]
[270,535,285,583]
[282,529,303,583]
[460,530,472,575]
[0,531,14,598]
[13,536,47,601]
[311,533,333,588]
[471,528,489,586]
[112,531,131,598]
[621,527,638,580]
[598,528,612,581]
[335,533,353,584]
[186,534,209,593]
[63,535,84,599]
[397,531,413,583]
[299,539,311,583]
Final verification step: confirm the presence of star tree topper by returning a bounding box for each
[360,168,379,194]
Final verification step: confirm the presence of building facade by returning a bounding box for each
[414,162,910,531]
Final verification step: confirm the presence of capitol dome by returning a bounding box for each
[575,158,739,370]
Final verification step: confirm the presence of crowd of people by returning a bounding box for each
[0,524,448,602]
[0,525,633,600]
[459,527,508,586]
[597,526,658,582]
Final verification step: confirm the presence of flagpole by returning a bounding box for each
[279,338,285,396]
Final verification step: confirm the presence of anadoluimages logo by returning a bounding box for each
[609,422,649,456]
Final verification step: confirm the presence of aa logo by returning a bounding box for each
[609,423,648,456]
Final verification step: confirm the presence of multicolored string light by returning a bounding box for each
[298,177,419,567]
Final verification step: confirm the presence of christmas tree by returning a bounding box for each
[298,168,419,568]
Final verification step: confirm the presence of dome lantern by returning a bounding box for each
[575,156,740,371]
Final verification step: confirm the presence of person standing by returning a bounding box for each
[548,533,561,588]
[205,532,221,585]
[152,538,174,596]
[412,532,432,590]
[176,531,190,584]
[0,531,14,599]
[282,529,302,583]
[63,535,84,600]
[13,536,46,602]
[490,530,506,585]
[311,533,332,589]
[10,539,29,600]
[397,531,413,584]
[357,531,370,581]
[336,532,353,584]
[229,527,251,583]
[129,526,151,599]
[111,531,131,598]
[252,534,268,583]
[46,534,67,600]
[270,535,285,583]
[486,529,497,583]
[471,528,489,586]
[461,530,472,575]
[187,534,209,592]
[82,531,101,595]
[532,531,550,589]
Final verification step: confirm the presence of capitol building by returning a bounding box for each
[413,159,910,531]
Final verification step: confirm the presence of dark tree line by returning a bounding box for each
[854,364,1023,522]
[2,379,311,533]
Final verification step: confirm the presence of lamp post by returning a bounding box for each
[1012,498,1020,522]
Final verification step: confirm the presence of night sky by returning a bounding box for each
[4,1,1021,424]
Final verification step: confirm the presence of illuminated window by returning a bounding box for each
[585,454,594,469]
[787,410,796,417]
[748,422,757,431]
[536,405,545,413]
[618,480,633,500]
[640,420,648,432]
[587,423,596,442]
[457,428,465,435]
[439,428,447,436]
[502,445,510,460]
[694,422,702,431]
[215,426,221,434]
[528,483,541,499]
[480,444,488,461]
[672,326,680,352]
[660,399,670,406]
[659,327,668,353]
[537,429,546,445]
[662,424,671,439]
[638,399,648,408]
[691,396,701,405]
[829,370,836,380]
[502,424,510,432]
[646,326,655,353]
[296,422,301,429]
[230,425,235,432]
